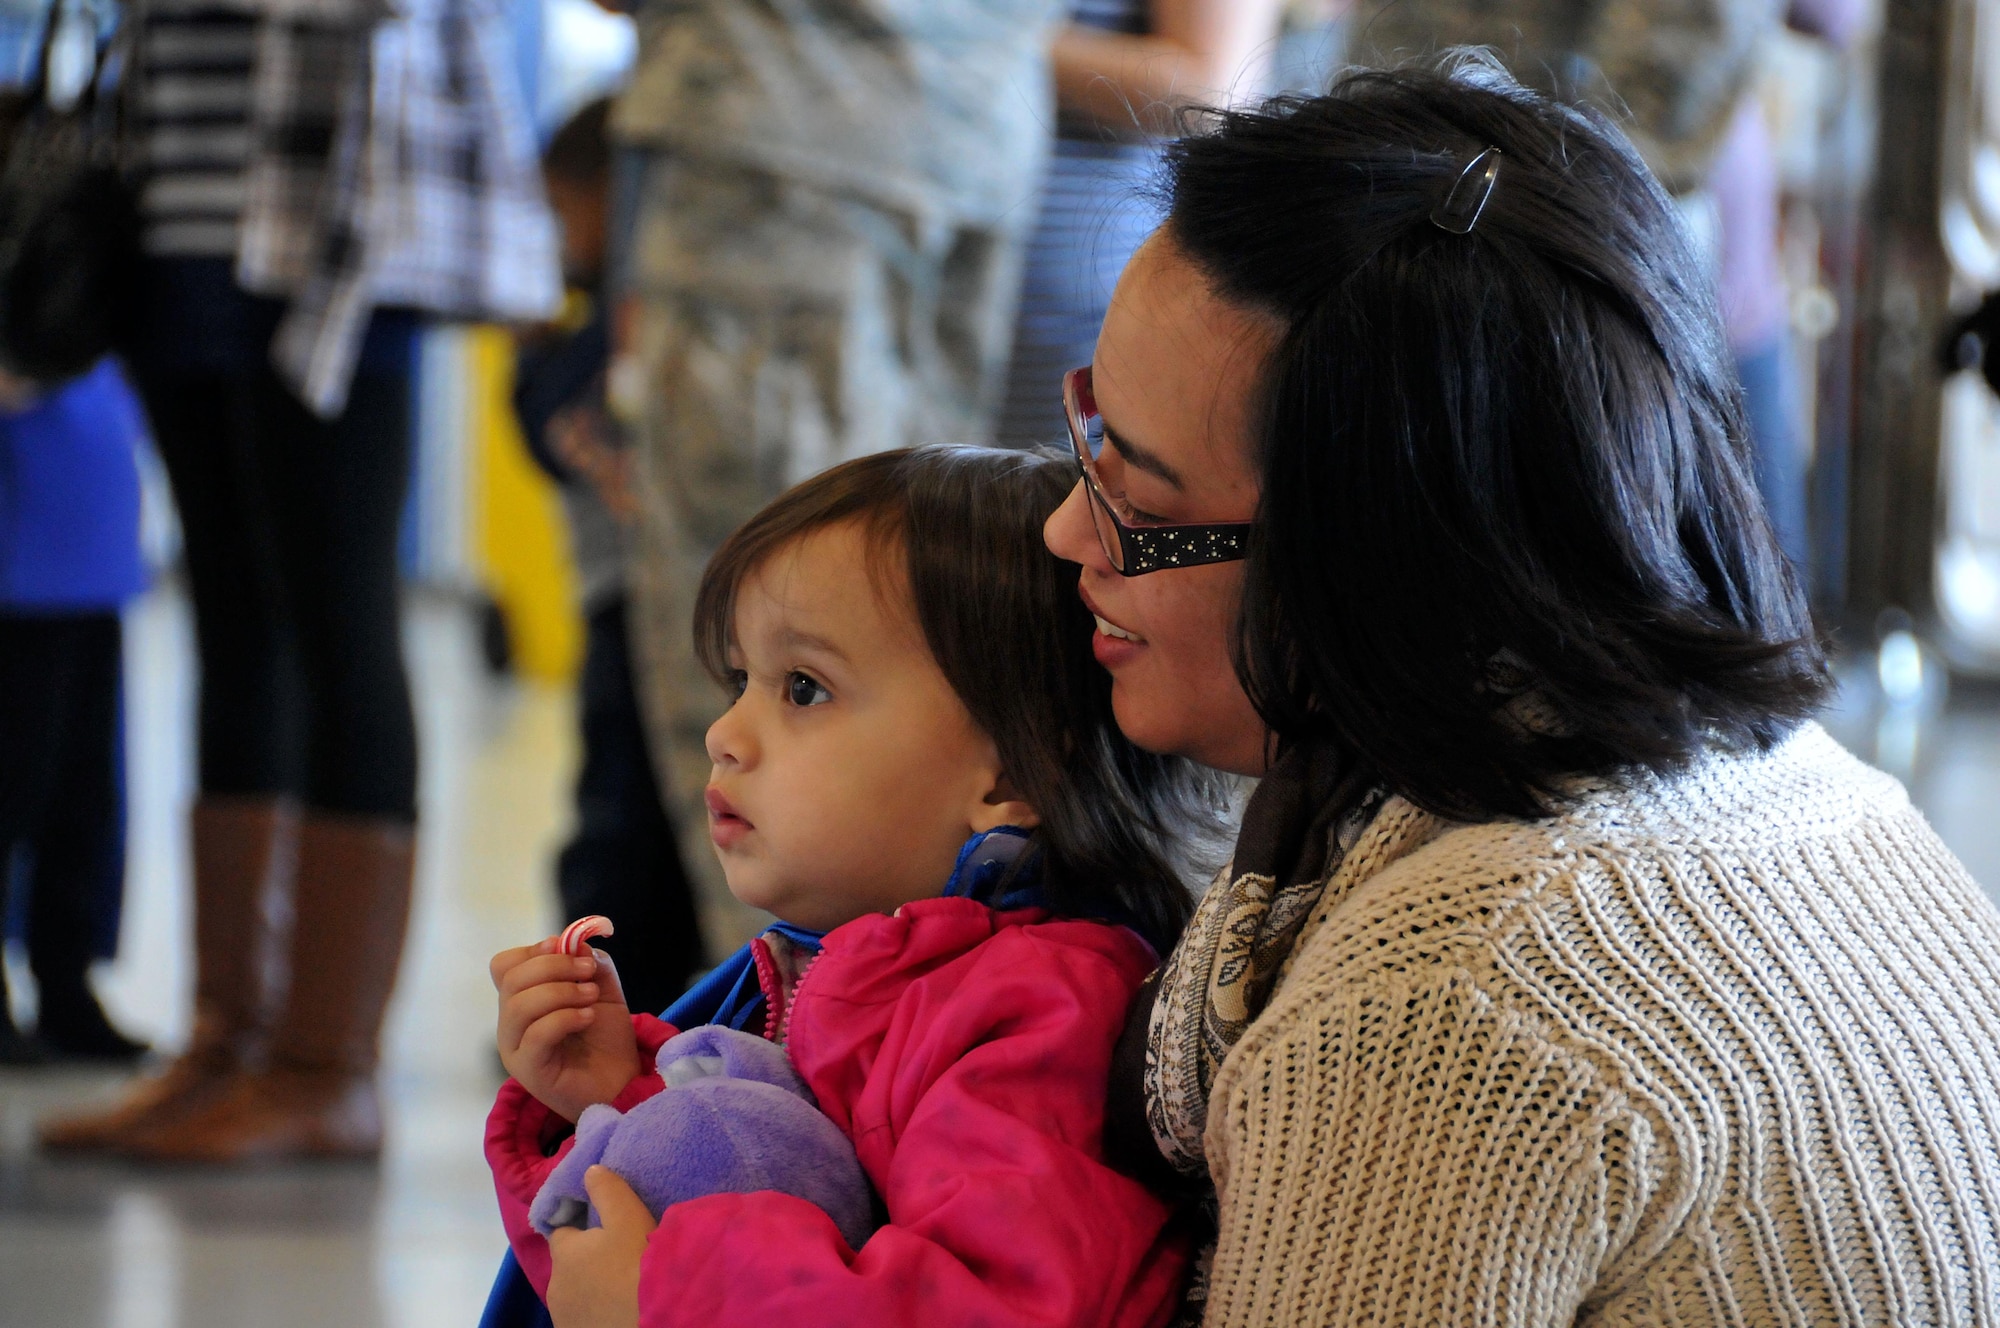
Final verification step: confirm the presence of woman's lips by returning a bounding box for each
[705,787,752,849]
[1091,626,1145,669]
[1081,590,1146,669]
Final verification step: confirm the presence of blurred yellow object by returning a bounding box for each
[469,325,582,683]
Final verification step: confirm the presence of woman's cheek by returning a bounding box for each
[1164,565,1241,671]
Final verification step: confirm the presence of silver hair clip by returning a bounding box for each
[1431,146,1502,235]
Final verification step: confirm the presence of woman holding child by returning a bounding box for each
[489,58,2000,1328]
[1058,58,2000,1328]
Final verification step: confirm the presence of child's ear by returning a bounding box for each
[968,770,1040,833]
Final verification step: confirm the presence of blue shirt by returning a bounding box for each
[0,358,149,611]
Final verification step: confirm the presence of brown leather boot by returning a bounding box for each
[124,811,416,1163]
[38,796,298,1152]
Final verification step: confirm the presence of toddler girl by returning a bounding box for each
[484,445,1223,1328]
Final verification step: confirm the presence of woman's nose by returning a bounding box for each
[1044,478,1109,571]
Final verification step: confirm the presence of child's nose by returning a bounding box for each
[705,702,752,768]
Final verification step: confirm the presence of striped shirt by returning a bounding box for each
[996,0,1157,448]
[136,5,256,257]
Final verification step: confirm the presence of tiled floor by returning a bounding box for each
[3,587,2000,1327]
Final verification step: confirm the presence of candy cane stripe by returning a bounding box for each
[559,915,615,956]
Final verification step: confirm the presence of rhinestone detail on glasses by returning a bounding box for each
[1121,524,1248,569]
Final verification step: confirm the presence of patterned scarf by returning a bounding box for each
[1145,742,1385,1179]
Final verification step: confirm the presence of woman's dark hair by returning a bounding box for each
[693,445,1227,948]
[1160,57,1830,820]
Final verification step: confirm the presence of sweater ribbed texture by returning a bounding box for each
[1204,722,2000,1326]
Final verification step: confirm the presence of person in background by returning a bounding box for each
[0,359,151,1065]
[996,0,1286,448]
[1706,0,1863,572]
[39,0,560,1163]
[514,98,706,1018]
[606,0,1071,954]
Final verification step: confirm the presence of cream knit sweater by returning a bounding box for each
[1203,722,2000,1326]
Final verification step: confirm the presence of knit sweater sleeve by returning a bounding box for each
[1202,958,1665,1328]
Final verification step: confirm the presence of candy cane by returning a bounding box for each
[559,915,615,957]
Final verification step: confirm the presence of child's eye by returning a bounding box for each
[725,669,748,699]
[786,671,832,707]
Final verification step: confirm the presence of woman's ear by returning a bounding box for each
[968,769,1040,833]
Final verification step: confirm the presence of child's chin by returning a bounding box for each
[725,881,858,934]
[723,871,787,917]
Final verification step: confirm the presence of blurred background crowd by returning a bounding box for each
[1,0,1998,1322]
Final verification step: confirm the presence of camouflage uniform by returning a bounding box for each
[611,1,1065,950]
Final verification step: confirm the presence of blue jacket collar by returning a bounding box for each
[662,827,1044,1032]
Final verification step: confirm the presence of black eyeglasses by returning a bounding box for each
[1063,365,1252,577]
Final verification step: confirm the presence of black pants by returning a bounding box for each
[131,262,418,822]
[0,613,124,1013]
[558,597,705,1014]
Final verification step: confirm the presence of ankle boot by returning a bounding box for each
[38,796,298,1150]
[124,811,416,1163]
[26,819,150,1064]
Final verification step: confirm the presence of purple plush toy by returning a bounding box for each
[528,1024,876,1250]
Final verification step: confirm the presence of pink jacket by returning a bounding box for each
[486,897,1190,1328]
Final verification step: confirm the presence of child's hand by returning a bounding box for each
[547,1166,656,1328]
[491,938,643,1122]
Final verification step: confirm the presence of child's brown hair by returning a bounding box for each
[693,445,1228,948]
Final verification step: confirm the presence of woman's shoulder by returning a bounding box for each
[1210,724,1947,1163]
[1282,721,1927,992]
[1549,720,1910,852]
[1368,722,1906,898]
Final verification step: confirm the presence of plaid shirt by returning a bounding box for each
[237,0,560,415]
